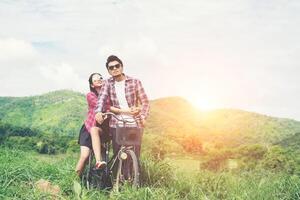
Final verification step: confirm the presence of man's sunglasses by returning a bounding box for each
[108,63,121,70]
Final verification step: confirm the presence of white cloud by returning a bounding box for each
[97,35,165,66]
[39,63,85,92]
[0,38,38,63]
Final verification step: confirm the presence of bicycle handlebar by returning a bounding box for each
[102,112,136,124]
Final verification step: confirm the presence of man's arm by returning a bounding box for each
[110,106,130,115]
[136,79,150,121]
[110,106,141,116]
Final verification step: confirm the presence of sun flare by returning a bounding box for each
[187,95,220,111]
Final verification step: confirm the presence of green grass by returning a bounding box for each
[1,148,300,199]
[167,156,200,174]
[0,148,77,199]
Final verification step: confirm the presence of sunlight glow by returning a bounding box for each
[187,94,221,111]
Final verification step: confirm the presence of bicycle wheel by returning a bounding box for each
[115,149,140,191]
[126,149,140,186]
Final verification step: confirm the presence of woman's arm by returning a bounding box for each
[87,92,98,108]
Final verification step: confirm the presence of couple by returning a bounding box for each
[75,55,150,176]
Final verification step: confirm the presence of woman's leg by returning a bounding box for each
[75,146,91,176]
[90,127,102,162]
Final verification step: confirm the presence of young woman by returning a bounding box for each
[75,73,110,176]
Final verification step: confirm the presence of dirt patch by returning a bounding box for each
[35,179,61,198]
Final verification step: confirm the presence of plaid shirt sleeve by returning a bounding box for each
[136,79,150,120]
[84,92,98,132]
[95,80,109,113]
[87,92,98,108]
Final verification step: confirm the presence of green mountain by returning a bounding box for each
[0,90,86,136]
[197,109,300,145]
[1,90,300,146]
[147,97,300,146]
[277,132,300,153]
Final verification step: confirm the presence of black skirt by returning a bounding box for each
[78,118,111,149]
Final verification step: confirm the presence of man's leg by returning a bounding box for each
[134,129,143,159]
[111,128,120,156]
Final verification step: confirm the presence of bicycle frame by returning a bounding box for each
[82,112,141,191]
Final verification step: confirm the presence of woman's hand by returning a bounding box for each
[95,112,104,124]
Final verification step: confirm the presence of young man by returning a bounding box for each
[95,55,150,158]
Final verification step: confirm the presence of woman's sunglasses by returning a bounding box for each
[92,76,103,82]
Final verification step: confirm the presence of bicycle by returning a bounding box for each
[81,112,142,192]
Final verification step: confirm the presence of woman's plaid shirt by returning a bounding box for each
[84,92,110,133]
[95,75,150,128]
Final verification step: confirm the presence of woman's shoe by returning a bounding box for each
[94,161,107,170]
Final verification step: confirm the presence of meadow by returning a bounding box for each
[1,147,300,199]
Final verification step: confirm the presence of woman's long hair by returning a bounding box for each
[88,73,103,96]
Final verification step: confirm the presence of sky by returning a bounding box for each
[0,0,300,120]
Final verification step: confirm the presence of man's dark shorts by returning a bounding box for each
[78,118,110,149]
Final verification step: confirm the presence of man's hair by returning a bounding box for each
[106,55,123,69]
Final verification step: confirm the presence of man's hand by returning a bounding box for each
[95,112,104,124]
[130,106,141,116]
[141,118,146,127]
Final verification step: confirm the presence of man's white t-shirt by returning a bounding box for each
[114,80,136,127]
